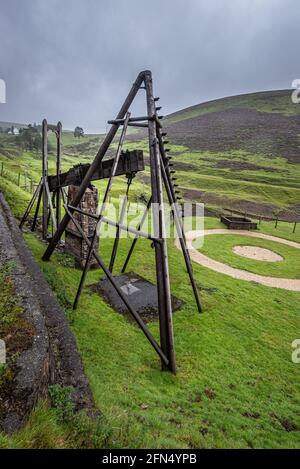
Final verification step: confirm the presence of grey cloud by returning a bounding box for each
[0,0,299,132]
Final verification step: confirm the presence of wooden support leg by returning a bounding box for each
[160,154,202,313]
[145,70,176,373]
[31,183,43,232]
[56,122,62,228]
[42,119,48,240]
[19,178,42,229]
[44,179,57,233]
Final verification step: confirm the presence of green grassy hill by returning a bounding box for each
[1,89,300,219]
[128,90,300,220]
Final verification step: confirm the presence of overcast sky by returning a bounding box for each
[0,0,299,132]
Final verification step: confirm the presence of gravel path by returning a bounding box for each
[175,229,300,291]
[232,245,283,262]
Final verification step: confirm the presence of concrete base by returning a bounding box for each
[90,272,182,322]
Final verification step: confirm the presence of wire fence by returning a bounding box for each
[1,159,299,234]
[0,161,38,194]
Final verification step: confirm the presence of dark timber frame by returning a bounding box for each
[19,120,62,240]
[41,70,201,373]
[19,122,144,240]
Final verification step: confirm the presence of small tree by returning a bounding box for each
[74,126,84,138]
[15,125,43,153]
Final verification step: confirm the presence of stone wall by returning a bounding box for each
[65,185,99,269]
[0,193,96,434]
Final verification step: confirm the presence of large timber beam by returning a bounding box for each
[48,150,144,192]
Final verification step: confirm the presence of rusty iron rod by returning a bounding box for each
[159,153,202,313]
[109,177,132,273]
[121,197,152,273]
[66,205,160,241]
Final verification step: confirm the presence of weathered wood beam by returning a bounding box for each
[47,150,144,192]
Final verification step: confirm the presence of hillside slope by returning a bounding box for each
[164,90,300,163]
[1,90,300,220]
[130,89,300,219]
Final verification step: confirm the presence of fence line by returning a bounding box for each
[223,207,298,233]
[0,160,299,234]
[0,161,36,194]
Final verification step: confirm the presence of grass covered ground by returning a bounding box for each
[14,217,300,449]
[0,133,300,448]
[122,140,300,216]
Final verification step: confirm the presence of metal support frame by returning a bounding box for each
[109,174,133,273]
[40,70,202,374]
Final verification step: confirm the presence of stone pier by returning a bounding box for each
[65,184,99,268]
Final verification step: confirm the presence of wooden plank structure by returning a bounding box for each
[19,121,144,240]
[19,120,62,239]
[23,70,201,373]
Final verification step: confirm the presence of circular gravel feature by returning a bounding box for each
[232,245,284,262]
[175,229,300,291]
